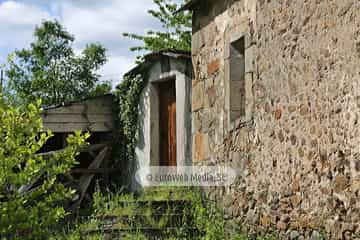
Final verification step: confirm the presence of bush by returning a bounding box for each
[0,98,89,239]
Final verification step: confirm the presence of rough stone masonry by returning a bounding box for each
[189,0,360,239]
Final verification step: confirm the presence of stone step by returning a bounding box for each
[80,189,199,239]
[103,199,192,215]
[81,213,193,230]
[83,226,199,240]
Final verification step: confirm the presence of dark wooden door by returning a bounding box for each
[158,80,177,166]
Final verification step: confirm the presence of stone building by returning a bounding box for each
[181,0,360,238]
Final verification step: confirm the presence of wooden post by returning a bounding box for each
[0,69,3,93]
[103,145,111,186]
[76,147,108,207]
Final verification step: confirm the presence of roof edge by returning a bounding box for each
[43,93,114,111]
[124,50,191,77]
[176,0,201,13]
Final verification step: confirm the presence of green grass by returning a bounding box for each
[55,187,280,240]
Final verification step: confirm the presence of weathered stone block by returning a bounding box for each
[276,221,287,230]
[207,59,220,76]
[278,130,285,142]
[351,179,360,192]
[192,81,204,112]
[290,194,301,207]
[194,133,209,161]
[260,216,272,227]
[274,109,282,120]
[206,87,217,107]
[192,30,205,54]
[245,45,254,73]
[334,175,349,193]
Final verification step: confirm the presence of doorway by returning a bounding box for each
[158,79,177,166]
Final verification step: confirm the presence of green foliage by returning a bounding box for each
[189,192,227,239]
[0,63,22,106]
[123,0,192,62]
[52,225,105,240]
[6,20,110,106]
[88,80,112,98]
[114,74,146,185]
[0,97,89,239]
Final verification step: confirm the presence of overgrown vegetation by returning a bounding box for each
[0,97,89,239]
[114,73,146,186]
[123,0,192,62]
[57,187,280,240]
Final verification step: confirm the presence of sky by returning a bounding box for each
[0,0,180,86]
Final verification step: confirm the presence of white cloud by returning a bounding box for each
[0,0,182,85]
[59,0,161,48]
[0,1,50,25]
[98,55,135,86]
[0,1,53,51]
[57,0,162,85]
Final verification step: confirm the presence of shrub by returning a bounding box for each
[0,98,89,239]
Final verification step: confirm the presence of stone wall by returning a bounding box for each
[191,0,360,239]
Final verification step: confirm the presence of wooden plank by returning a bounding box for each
[44,104,113,115]
[76,147,108,205]
[70,168,119,174]
[36,144,109,157]
[42,122,114,133]
[44,96,114,115]
[42,113,114,123]
[103,146,112,186]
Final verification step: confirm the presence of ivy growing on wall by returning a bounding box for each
[114,73,146,187]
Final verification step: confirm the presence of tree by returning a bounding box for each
[6,20,110,106]
[0,97,89,239]
[0,64,4,92]
[0,62,24,106]
[123,0,192,62]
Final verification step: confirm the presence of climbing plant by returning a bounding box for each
[114,73,146,186]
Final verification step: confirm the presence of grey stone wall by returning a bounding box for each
[191,0,360,238]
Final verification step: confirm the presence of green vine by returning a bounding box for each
[114,73,146,187]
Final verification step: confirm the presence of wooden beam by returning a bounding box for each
[44,104,113,115]
[36,143,109,157]
[42,113,114,123]
[103,146,112,186]
[83,144,109,152]
[43,96,114,115]
[41,122,114,133]
[75,147,108,207]
[71,168,119,174]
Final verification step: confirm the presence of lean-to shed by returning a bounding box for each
[124,50,193,190]
[40,94,116,208]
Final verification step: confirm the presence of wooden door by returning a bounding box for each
[158,80,177,166]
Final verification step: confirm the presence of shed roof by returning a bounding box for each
[41,94,115,133]
[43,94,114,111]
[177,0,202,12]
[124,49,190,77]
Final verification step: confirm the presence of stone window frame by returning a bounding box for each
[225,31,254,132]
